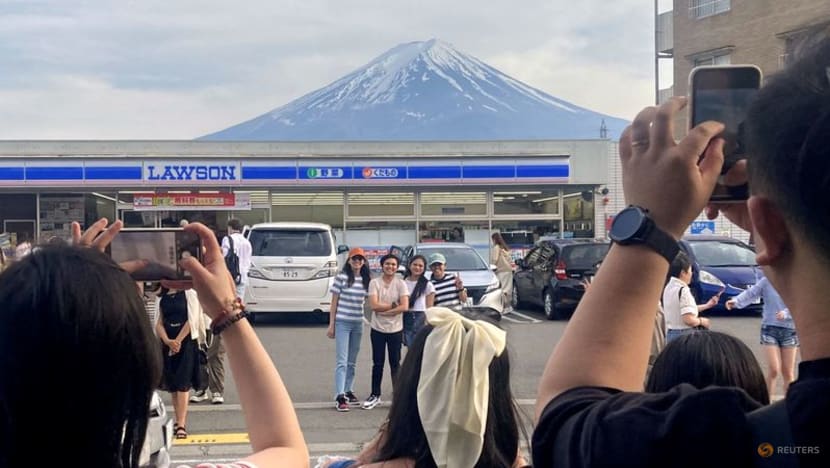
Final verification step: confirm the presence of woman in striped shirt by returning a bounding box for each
[327,247,372,412]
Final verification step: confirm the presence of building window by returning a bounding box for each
[694,53,731,67]
[688,0,731,19]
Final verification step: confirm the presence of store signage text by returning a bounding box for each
[132,192,251,211]
[306,168,344,179]
[145,164,238,181]
[361,167,399,178]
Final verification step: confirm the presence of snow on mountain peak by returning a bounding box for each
[201,39,628,141]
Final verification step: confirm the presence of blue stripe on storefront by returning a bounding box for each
[0,167,25,180]
[25,167,84,180]
[242,166,298,180]
[84,166,142,180]
[516,165,569,178]
[408,166,462,179]
[463,166,515,178]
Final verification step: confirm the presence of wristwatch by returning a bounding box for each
[609,206,680,263]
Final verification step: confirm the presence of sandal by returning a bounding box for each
[174,425,188,439]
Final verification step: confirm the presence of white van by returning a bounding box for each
[244,222,348,319]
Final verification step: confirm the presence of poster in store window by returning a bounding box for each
[39,196,84,241]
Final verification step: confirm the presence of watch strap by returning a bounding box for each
[639,218,680,263]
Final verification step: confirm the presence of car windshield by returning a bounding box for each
[687,240,757,267]
[418,246,488,271]
[562,244,609,268]
[249,230,331,257]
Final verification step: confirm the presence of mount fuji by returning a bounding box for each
[201,39,628,141]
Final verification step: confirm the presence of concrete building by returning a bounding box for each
[655,0,830,241]
[0,140,615,266]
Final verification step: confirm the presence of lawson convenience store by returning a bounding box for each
[0,140,614,262]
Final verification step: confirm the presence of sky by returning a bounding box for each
[0,0,674,140]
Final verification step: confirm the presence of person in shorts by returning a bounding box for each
[727,274,797,398]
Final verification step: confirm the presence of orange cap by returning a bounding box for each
[348,247,366,258]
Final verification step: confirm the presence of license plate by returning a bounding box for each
[280,269,300,279]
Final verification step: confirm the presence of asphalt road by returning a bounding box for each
[168,307,786,465]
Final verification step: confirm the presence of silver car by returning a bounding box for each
[396,243,504,315]
[139,391,174,467]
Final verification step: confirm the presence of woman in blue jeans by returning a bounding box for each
[403,255,435,346]
[327,247,372,412]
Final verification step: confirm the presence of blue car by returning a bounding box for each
[678,235,762,314]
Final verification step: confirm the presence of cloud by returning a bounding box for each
[0,0,656,138]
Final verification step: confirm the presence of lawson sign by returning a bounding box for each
[144,161,240,182]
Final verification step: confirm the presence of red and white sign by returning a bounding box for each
[132,192,251,211]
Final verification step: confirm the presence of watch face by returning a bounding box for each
[611,207,645,241]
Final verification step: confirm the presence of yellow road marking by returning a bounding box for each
[174,432,250,445]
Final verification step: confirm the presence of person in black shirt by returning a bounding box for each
[533,36,830,468]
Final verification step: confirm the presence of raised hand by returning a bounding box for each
[163,222,237,321]
[619,97,725,239]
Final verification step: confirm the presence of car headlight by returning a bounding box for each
[699,270,725,287]
[485,278,500,293]
[248,267,267,280]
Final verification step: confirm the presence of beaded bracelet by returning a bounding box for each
[211,297,248,335]
[212,309,250,335]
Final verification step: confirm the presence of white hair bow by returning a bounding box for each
[416,307,507,468]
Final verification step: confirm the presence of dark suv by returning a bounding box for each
[512,239,609,320]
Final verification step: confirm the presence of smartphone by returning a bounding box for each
[108,228,202,281]
[689,65,762,202]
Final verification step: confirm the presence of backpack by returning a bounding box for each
[225,235,242,285]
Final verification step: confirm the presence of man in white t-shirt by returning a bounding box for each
[663,252,718,342]
[221,219,253,299]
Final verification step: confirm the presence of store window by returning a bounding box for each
[418,221,490,260]
[347,192,414,217]
[344,221,416,272]
[494,190,560,216]
[271,192,344,228]
[562,188,595,238]
[39,193,86,240]
[492,221,560,265]
[420,192,487,216]
[0,194,36,251]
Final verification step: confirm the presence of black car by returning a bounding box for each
[512,239,610,320]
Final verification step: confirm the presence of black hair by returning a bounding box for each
[372,313,524,467]
[341,260,371,290]
[405,255,430,305]
[227,218,243,231]
[646,330,769,405]
[0,245,162,467]
[668,251,691,279]
[745,34,830,262]
[379,253,400,269]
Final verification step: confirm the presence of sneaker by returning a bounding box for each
[335,395,350,412]
[345,391,360,405]
[190,390,210,403]
[362,394,381,410]
[211,392,224,404]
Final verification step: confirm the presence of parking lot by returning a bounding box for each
[169,307,779,464]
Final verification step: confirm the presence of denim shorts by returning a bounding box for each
[760,324,799,348]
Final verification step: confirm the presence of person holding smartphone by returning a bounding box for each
[0,218,309,466]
